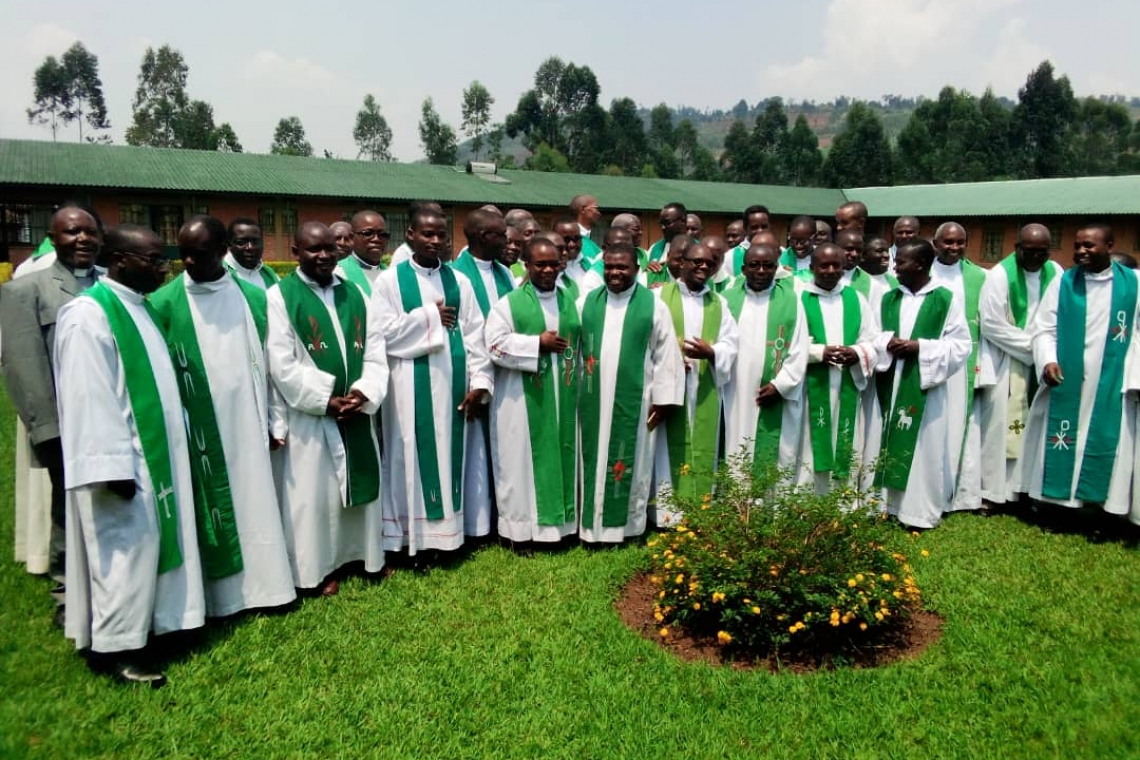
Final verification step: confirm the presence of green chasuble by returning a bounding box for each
[801,287,862,480]
[505,283,581,525]
[338,255,380,297]
[659,282,723,499]
[86,282,183,574]
[724,279,798,476]
[579,285,655,528]
[395,261,467,519]
[277,272,381,507]
[149,273,270,578]
[1042,264,1136,503]
[875,287,953,491]
[451,249,515,316]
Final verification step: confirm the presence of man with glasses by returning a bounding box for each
[570,195,603,264]
[647,202,689,271]
[224,218,280,290]
[780,215,817,276]
[652,241,739,524]
[338,210,390,297]
[53,223,204,687]
[553,216,591,293]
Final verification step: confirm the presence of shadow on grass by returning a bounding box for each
[984,497,1140,548]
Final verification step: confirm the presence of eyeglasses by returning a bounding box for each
[116,250,169,267]
[683,258,715,269]
[355,229,391,239]
[659,217,684,226]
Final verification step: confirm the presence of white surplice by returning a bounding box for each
[976,260,1064,503]
[576,284,685,543]
[173,274,296,615]
[652,282,739,524]
[266,271,388,587]
[372,258,494,554]
[870,282,972,529]
[794,281,879,493]
[929,259,984,512]
[722,282,809,474]
[54,277,205,652]
[485,287,579,542]
[223,252,276,290]
[1022,267,1139,515]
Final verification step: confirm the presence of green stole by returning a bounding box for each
[451,250,514,316]
[1000,253,1057,329]
[660,282,723,499]
[226,260,280,290]
[848,268,873,299]
[648,239,668,263]
[581,236,602,266]
[1000,254,1056,456]
[559,274,580,302]
[506,283,581,525]
[277,272,380,507]
[395,261,467,519]
[510,261,525,280]
[86,282,183,574]
[724,279,798,476]
[778,247,796,270]
[579,285,655,528]
[33,237,54,259]
[1042,264,1136,502]
[731,243,749,276]
[801,286,862,479]
[958,259,988,409]
[338,255,378,297]
[646,269,673,288]
[875,287,953,491]
[149,273,269,578]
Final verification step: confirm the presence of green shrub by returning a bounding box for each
[648,458,923,657]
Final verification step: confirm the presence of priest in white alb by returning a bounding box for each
[373,209,494,557]
[723,243,808,479]
[794,243,879,493]
[151,215,296,617]
[653,241,739,521]
[977,224,1064,506]
[871,239,972,529]
[223,217,280,290]
[267,221,388,594]
[54,224,205,686]
[577,243,685,544]
[1021,224,1138,523]
[485,237,580,545]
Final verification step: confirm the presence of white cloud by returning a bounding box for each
[23,23,78,58]
[977,18,1051,95]
[243,51,343,92]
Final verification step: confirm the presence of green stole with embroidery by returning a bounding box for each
[86,282,183,574]
[579,285,655,528]
[875,287,953,491]
[506,283,581,525]
[452,250,514,316]
[1000,254,1056,455]
[278,272,380,507]
[1042,264,1136,502]
[396,261,467,518]
[660,282,722,499]
[725,279,798,476]
[149,273,269,578]
[801,286,862,480]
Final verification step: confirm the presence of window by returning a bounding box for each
[281,208,297,237]
[1048,224,1062,251]
[156,205,183,246]
[258,207,276,234]
[194,205,209,215]
[120,203,148,225]
[1,204,52,245]
[385,212,408,253]
[982,226,1004,262]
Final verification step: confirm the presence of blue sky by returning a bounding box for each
[2,0,1137,161]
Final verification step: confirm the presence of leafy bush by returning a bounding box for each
[648,459,923,657]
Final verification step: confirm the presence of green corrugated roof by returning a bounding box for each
[848,175,1140,217]
[0,138,843,215]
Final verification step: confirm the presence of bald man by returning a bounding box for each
[338,209,390,296]
[977,224,1064,507]
[888,216,920,271]
[610,212,648,266]
[570,194,603,263]
[834,201,867,232]
[267,221,388,594]
[330,221,354,260]
[151,215,295,617]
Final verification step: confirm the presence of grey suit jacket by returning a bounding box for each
[0,261,85,445]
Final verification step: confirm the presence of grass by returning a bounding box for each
[1,386,1138,759]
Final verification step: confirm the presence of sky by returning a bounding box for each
[2,0,1138,162]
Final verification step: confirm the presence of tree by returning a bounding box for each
[486,123,509,165]
[1069,97,1132,176]
[779,114,823,186]
[822,101,893,187]
[60,43,109,142]
[126,45,189,147]
[270,116,313,157]
[504,56,602,171]
[176,100,220,150]
[720,119,761,183]
[26,56,70,141]
[354,94,393,161]
[419,97,458,165]
[978,89,1013,179]
[461,80,494,160]
[647,103,680,178]
[214,123,242,153]
[1012,60,1078,178]
[605,97,648,177]
[523,143,570,173]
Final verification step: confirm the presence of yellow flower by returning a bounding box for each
[859,622,868,631]
[711,592,726,603]
[743,598,752,605]
[855,573,865,582]
[679,463,692,476]
[692,602,701,611]
[847,578,857,588]
[921,549,930,557]
[752,606,761,615]
[881,573,893,582]
[717,630,733,645]
[659,627,670,638]
[654,611,664,622]
[674,574,684,585]
[874,611,884,622]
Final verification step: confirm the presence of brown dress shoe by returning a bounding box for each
[321,578,340,597]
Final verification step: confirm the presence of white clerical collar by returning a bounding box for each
[1084,266,1114,281]
[579,223,591,237]
[746,281,775,296]
[471,256,495,271]
[679,281,709,298]
[72,267,92,278]
[103,276,146,303]
[933,258,961,275]
[608,282,638,301]
[409,256,443,276]
[224,251,259,276]
[898,279,938,296]
[535,286,558,300]
[352,252,379,270]
[296,268,340,292]
[803,280,845,297]
[186,272,232,292]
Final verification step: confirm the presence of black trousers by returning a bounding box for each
[31,437,66,588]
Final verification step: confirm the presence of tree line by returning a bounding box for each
[26,44,1140,186]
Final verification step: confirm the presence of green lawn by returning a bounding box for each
[1,387,1138,759]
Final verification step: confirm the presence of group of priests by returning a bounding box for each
[3,195,1139,687]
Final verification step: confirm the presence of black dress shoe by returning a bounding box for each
[111,662,167,688]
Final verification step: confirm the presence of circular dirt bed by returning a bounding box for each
[616,572,944,673]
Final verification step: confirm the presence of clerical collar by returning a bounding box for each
[409,256,442,276]
[224,252,259,275]
[1083,266,1114,281]
[471,256,495,271]
[535,286,557,300]
[608,282,638,300]
[898,279,936,296]
[679,281,708,297]
[295,268,339,291]
[352,252,379,270]
[805,280,844,296]
[747,281,775,295]
[72,267,92,278]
